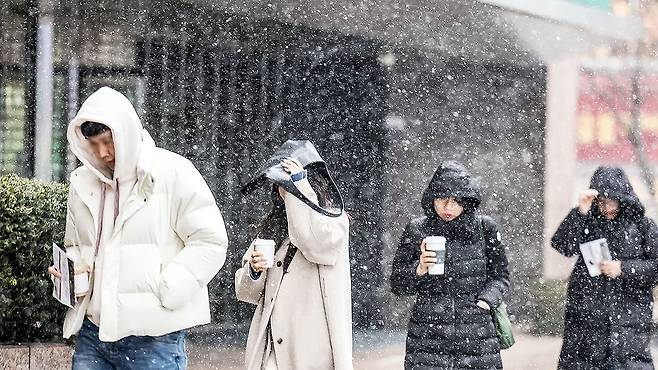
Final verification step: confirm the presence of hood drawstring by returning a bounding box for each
[94,183,107,256]
[94,180,121,257]
[114,179,120,226]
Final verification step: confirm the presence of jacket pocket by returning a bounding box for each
[465,298,493,325]
[76,244,96,273]
[118,243,162,295]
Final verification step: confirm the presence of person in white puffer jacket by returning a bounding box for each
[47,86,228,370]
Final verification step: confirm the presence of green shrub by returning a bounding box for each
[0,174,68,343]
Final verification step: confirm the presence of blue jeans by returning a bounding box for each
[72,319,187,370]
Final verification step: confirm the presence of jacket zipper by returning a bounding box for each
[447,239,455,370]
[451,296,455,370]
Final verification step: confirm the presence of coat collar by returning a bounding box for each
[69,140,157,234]
[424,211,479,241]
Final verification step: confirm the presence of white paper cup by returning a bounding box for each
[74,272,90,296]
[254,239,276,268]
[424,236,447,275]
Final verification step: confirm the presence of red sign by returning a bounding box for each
[576,72,658,163]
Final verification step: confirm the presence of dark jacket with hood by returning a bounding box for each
[390,161,510,370]
[552,166,658,370]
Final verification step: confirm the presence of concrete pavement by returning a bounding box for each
[187,331,658,369]
[187,332,564,369]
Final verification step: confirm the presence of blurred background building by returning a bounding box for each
[0,0,653,350]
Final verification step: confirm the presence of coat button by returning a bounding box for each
[277,338,283,344]
[277,261,283,267]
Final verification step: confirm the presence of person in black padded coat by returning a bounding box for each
[552,166,658,370]
[391,160,510,370]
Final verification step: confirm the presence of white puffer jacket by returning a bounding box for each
[62,86,228,341]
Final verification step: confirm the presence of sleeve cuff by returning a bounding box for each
[413,262,427,280]
[570,208,588,223]
[477,292,500,309]
[477,300,491,310]
[291,170,307,182]
[248,265,262,280]
[620,260,639,278]
[291,178,318,202]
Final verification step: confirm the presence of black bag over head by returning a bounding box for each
[241,140,344,217]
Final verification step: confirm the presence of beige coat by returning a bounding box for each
[235,179,352,370]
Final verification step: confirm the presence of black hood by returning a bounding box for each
[421,161,481,218]
[241,140,344,217]
[589,166,644,221]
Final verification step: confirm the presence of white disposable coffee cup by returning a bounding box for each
[254,239,276,268]
[74,272,90,297]
[424,236,447,275]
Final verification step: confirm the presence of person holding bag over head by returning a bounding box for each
[235,140,352,370]
[552,166,658,370]
[390,160,510,370]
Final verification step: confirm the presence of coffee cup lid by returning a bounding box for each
[254,239,276,247]
[424,236,446,243]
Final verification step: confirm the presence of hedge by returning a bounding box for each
[0,174,68,343]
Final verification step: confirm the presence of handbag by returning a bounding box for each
[478,217,515,350]
[492,302,515,349]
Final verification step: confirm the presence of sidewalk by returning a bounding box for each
[187,331,564,369]
[188,331,658,369]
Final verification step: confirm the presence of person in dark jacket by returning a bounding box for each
[552,166,658,370]
[390,160,510,370]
